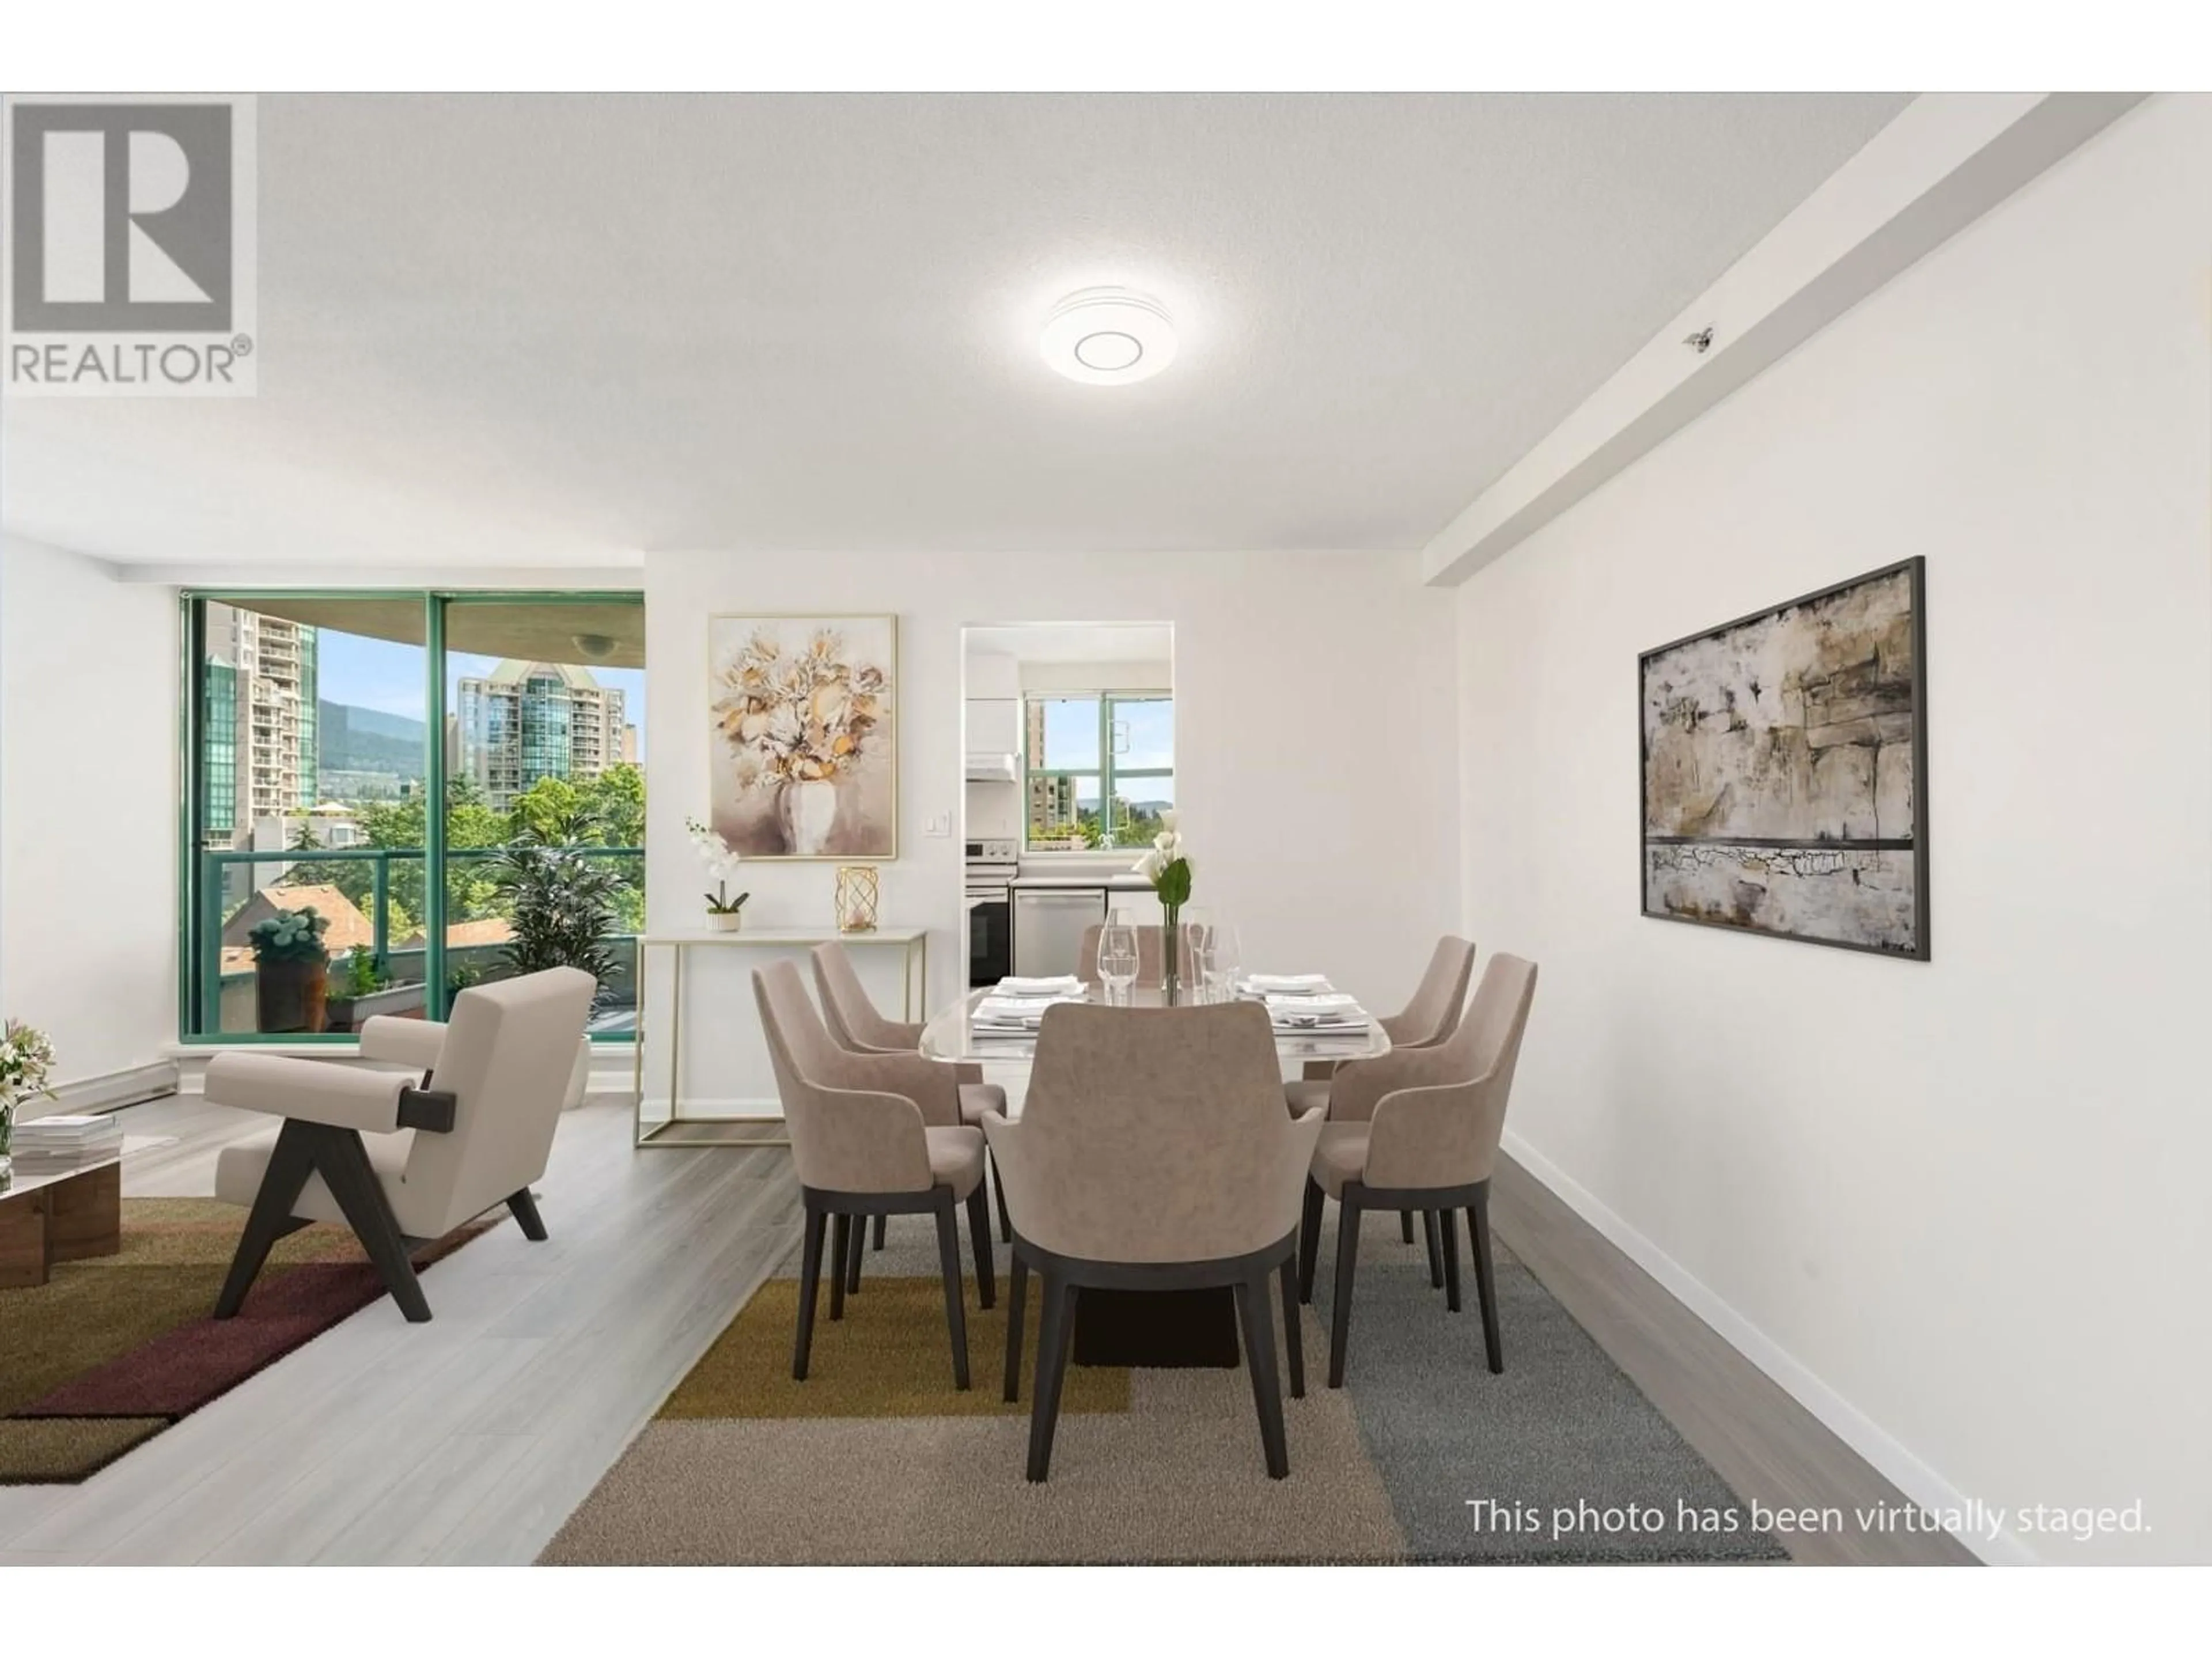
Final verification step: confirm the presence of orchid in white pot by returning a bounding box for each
[685,817,752,931]
[0,1018,58,1189]
[1131,811,1194,995]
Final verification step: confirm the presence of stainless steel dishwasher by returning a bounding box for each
[1012,887,1109,979]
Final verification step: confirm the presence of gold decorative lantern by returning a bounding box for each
[834,865,880,934]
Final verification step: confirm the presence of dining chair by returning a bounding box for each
[810,940,1012,1247]
[204,967,597,1323]
[1297,953,1538,1387]
[1073,921,1168,988]
[755,960,995,1390]
[1283,934,1478,1253]
[982,1001,1325,1481]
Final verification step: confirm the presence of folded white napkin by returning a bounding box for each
[997,975,1083,995]
[1263,991,1358,1012]
[1242,973,1333,993]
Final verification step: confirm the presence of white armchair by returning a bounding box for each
[206,967,597,1323]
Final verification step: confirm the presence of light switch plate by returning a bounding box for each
[925,812,952,837]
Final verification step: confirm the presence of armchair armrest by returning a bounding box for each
[818,1045,964,1128]
[204,1051,416,1135]
[359,1016,446,1072]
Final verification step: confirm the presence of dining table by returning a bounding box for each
[919,981,1392,1369]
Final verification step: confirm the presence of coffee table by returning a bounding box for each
[0,1159,123,1289]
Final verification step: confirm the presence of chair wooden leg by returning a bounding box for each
[1297,1177,1324,1305]
[1002,1251,1029,1403]
[872,1214,887,1251]
[1234,1271,1290,1479]
[1400,1210,1415,1244]
[964,1184,997,1309]
[1027,1275,1076,1482]
[829,1213,850,1321]
[506,1187,548,1241]
[1329,1199,1362,1388]
[213,1119,318,1319]
[1277,1253,1306,1400]
[316,1126,432,1323]
[1469,1185,1503,1374]
[990,1149,1012,1244]
[933,1194,972,1391]
[1440,1205,1463,1312]
[1423,1209,1445,1288]
[793,1205,827,1380]
[846,1211,866,1295]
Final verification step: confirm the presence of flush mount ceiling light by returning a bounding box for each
[1040,287,1177,385]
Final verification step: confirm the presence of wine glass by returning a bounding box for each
[1204,922,1243,1005]
[1097,919,1139,1007]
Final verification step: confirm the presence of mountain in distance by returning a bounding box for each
[319,700,427,781]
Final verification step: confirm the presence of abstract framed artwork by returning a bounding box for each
[1639,557,1927,959]
[708,614,898,860]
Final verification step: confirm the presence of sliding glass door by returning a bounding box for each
[180,590,644,1043]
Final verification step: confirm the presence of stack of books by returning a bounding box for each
[7,1113,123,1175]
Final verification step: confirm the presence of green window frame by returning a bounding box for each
[1023,691,1173,851]
[178,589,643,1046]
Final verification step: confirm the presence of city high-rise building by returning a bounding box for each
[456,660,627,810]
[204,604,319,838]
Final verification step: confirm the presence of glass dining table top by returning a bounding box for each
[918,984,1393,1067]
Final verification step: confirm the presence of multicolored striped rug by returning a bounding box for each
[542,1210,1785,1565]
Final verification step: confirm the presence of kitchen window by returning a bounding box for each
[1024,692,1174,850]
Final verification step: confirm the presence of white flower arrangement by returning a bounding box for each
[711,627,888,790]
[684,817,751,915]
[1131,809,1192,904]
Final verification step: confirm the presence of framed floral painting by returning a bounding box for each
[707,615,897,859]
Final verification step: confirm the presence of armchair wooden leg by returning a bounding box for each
[213,1120,317,1319]
[1277,1253,1306,1400]
[1002,1251,1029,1403]
[793,1205,828,1381]
[506,1187,548,1241]
[1328,1198,1362,1388]
[964,1185,997,1309]
[1297,1177,1324,1305]
[1423,1209,1445,1289]
[933,1193,972,1391]
[1400,1210,1415,1244]
[872,1214,887,1251]
[1027,1275,1076,1482]
[1469,1184,1504,1374]
[1234,1270,1291,1479]
[314,1126,432,1323]
[829,1213,851,1321]
[1440,1206,1463,1312]
[846,1213,866,1296]
[990,1150,1012,1244]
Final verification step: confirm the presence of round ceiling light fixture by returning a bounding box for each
[1040,287,1177,385]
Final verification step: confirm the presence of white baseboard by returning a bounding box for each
[24,1060,181,1117]
[1501,1128,2034,1567]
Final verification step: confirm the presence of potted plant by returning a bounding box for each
[0,1019,58,1190]
[685,817,751,931]
[324,945,429,1034]
[492,837,620,1005]
[248,905,332,1033]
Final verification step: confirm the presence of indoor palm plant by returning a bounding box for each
[248,904,332,1033]
[0,1019,58,1190]
[491,837,621,1006]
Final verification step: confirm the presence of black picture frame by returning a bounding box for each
[1637,556,1929,960]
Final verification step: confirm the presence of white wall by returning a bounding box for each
[1,536,181,1091]
[645,550,1458,1107]
[1456,95,2212,1565]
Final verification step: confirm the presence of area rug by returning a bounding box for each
[0,1198,490,1484]
[541,1210,1786,1565]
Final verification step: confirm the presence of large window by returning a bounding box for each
[1024,692,1174,850]
[181,592,644,1042]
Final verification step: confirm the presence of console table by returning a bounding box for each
[632,926,929,1148]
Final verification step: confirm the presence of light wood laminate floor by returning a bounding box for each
[0,1093,1970,1566]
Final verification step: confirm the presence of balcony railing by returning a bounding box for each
[191,844,643,1044]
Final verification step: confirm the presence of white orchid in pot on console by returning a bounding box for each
[685,817,752,931]
[1132,811,1194,998]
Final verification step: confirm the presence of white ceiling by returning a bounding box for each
[1,92,1911,568]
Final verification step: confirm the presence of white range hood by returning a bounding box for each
[964,752,1019,783]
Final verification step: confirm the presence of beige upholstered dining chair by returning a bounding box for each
[756,960,994,1390]
[204,966,598,1323]
[1297,953,1538,1387]
[1073,922,1166,988]
[811,941,1012,1247]
[982,1001,1325,1481]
